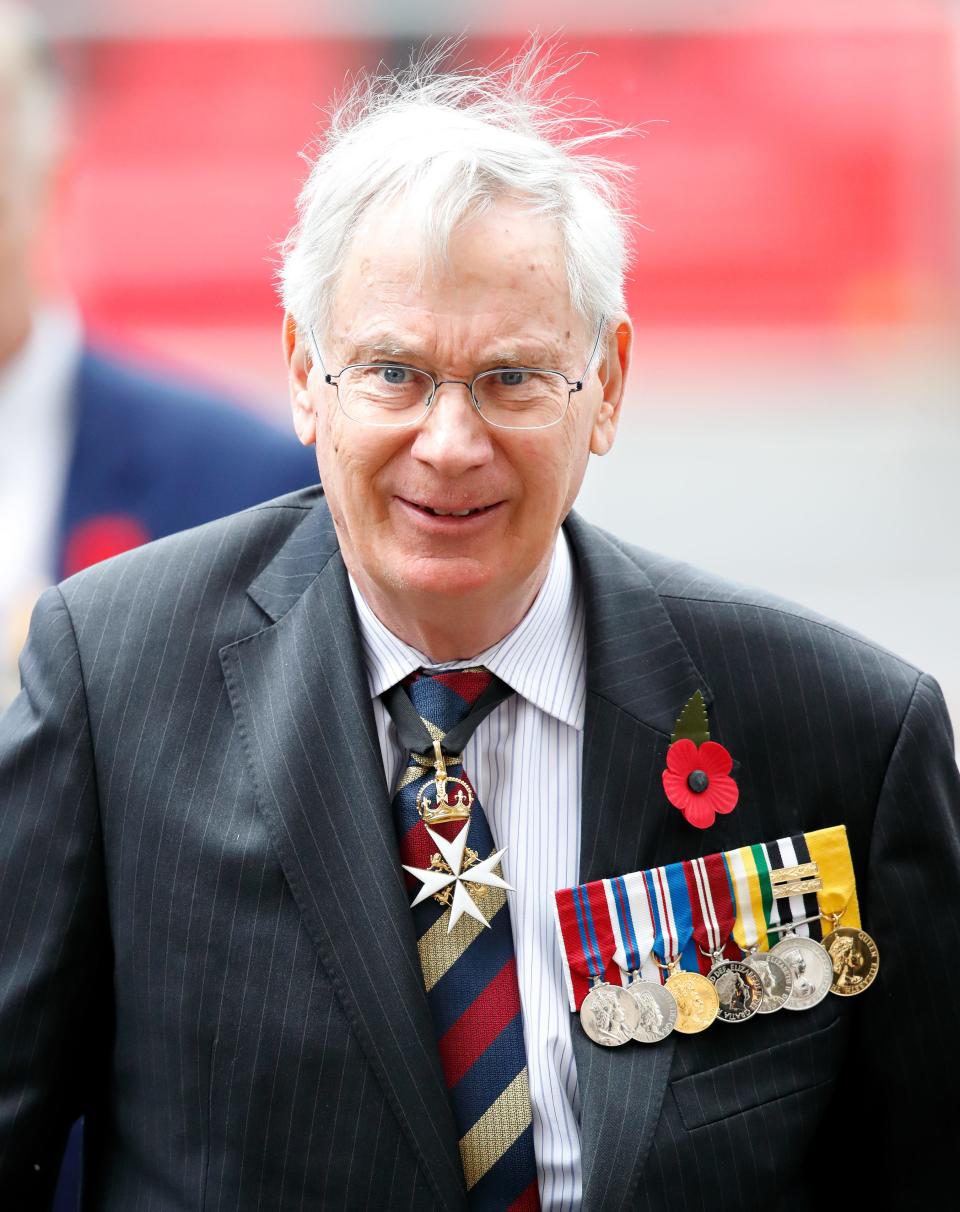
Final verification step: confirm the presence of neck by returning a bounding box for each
[354,565,552,663]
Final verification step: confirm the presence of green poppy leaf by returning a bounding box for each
[671,689,710,747]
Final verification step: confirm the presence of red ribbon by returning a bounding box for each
[684,852,741,974]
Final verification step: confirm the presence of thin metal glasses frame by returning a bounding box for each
[307,321,605,431]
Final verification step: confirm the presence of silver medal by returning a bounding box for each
[708,960,764,1023]
[770,935,833,1010]
[580,981,640,1047]
[743,950,794,1013]
[625,975,678,1043]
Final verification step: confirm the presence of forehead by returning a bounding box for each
[328,197,582,359]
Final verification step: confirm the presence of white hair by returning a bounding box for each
[0,1,64,176]
[279,43,635,342]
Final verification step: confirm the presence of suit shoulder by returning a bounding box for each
[593,526,923,694]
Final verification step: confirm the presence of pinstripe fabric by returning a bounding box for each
[352,533,583,1211]
[1,486,958,1210]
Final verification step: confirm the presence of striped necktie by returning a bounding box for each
[389,667,541,1210]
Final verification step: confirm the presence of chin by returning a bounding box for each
[391,554,505,600]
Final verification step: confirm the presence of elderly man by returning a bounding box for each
[1,50,957,1211]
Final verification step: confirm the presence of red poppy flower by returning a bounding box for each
[662,739,739,829]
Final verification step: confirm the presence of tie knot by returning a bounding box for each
[404,666,495,734]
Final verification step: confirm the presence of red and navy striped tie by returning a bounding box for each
[392,668,540,1210]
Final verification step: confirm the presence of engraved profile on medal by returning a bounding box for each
[674,984,700,1019]
[709,960,763,1022]
[771,936,833,1010]
[788,949,814,997]
[667,971,719,1033]
[627,980,678,1043]
[713,969,745,1008]
[756,956,781,995]
[824,926,880,996]
[828,933,863,983]
[744,951,793,1014]
[636,993,663,1034]
[580,982,640,1046]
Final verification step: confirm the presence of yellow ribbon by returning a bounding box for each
[728,844,769,953]
[803,825,861,929]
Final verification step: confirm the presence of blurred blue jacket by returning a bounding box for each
[55,347,318,578]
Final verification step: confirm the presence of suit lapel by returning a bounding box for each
[220,498,466,1211]
[565,513,712,1211]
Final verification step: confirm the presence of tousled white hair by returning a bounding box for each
[279,43,635,344]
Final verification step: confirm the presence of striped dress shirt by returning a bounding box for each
[349,529,584,1210]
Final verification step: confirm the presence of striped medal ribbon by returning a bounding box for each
[765,833,823,940]
[555,882,639,1046]
[389,668,540,1210]
[605,873,679,1042]
[726,843,795,1013]
[644,862,720,1033]
[765,833,834,1011]
[686,853,764,1022]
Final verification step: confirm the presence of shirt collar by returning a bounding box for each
[349,528,585,731]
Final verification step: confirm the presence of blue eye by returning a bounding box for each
[495,370,530,388]
[379,366,411,385]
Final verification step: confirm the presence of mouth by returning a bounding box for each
[401,498,502,519]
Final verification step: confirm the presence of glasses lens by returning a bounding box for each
[473,369,569,429]
[337,364,433,426]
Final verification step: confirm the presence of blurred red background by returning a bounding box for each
[55,24,957,371]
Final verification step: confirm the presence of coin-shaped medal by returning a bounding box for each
[580,981,641,1046]
[822,926,880,997]
[626,978,678,1043]
[770,935,833,1010]
[708,960,764,1023]
[665,970,720,1034]
[743,950,794,1013]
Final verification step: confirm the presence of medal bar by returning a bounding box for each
[554,824,878,1046]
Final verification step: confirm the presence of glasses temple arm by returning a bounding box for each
[307,325,328,377]
[577,317,606,387]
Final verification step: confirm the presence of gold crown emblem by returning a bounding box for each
[412,739,475,825]
[417,776,474,824]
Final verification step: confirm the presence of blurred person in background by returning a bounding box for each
[0,1,315,708]
[1,40,958,1212]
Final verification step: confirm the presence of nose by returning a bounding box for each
[409,381,496,474]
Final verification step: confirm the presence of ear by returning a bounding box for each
[589,314,632,457]
[283,311,317,447]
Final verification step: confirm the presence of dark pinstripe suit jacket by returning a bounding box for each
[2,486,957,1210]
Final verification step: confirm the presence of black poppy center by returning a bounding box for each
[687,769,710,794]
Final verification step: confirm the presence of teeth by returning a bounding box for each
[426,507,478,517]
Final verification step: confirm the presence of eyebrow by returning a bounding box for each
[345,339,567,370]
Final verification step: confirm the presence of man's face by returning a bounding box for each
[286,198,629,627]
[0,89,44,361]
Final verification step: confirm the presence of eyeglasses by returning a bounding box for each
[307,321,605,430]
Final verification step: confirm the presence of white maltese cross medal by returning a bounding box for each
[402,822,513,933]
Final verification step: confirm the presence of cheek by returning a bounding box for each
[316,423,405,515]
[526,427,590,517]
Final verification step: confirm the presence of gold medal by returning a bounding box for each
[822,921,880,997]
[665,968,720,1034]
